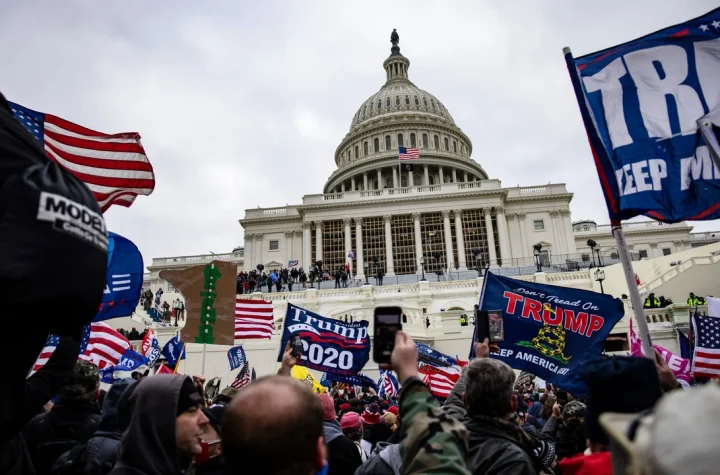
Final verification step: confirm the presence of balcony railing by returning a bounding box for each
[573,220,691,234]
[150,252,243,267]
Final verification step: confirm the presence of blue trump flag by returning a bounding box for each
[94,232,144,322]
[321,371,378,392]
[565,7,720,223]
[118,349,148,370]
[227,346,247,371]
[471,272,624,395]
[100,365,135,384]
[416,342,460,368]
[278,303,370,376]
[162,335,186,368]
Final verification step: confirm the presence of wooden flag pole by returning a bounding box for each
[174,342,185,373]
[613,225,654,358]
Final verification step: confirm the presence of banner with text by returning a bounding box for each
[278,303,370,376]
[630,319,691,383]
[227,345,247,371]
[471,272,625,395]
[565,7,720,222]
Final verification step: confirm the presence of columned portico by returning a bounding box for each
[293,230,302,264]
[495,206,511,266]
[383,214,395,276]
[314,221,323,263]
[442,210,455,270]
[303,222,312,267]
[483,207,497,266]
[355,218,365,280]
[413,212,423,273]
[453,209,467,271]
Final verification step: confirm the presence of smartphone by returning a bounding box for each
[556,390,568,406]
[373,306,402,364]
[475,309,505,344]
[290,334,304,358]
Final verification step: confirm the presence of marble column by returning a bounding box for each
[314,220,323,264]
[377,169,382,190]
[442,210,455,271]
[363,173,368,191]
[293,231,302,265]
[560,210,575,254]
[424,165,429,185]
[452,169,457,183]
[495,206,511,266]
[506,213,518,259]
[439,167,444,184]
[413,212,423,273]
[355,218,365,280]
[343,218,352,275]
[517,213,529,264]
[302,222,312,268]
[453,209,467,271]
[255,233,264,267]
[244,234,253,270]
[392,168,398,188]
[383,214,395,276]
[285,231,293,267]
[407,167,413,188]
[483,207,497,266]
[341,182,346,193]
[549,210,564,257]
[650,242,659,258]
[464,171,469,183]
[351,177,356,191]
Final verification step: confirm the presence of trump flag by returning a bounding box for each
[278,303,370,376]
[565,7,720,222]
[94,232,144,322]
[471,272,624,395]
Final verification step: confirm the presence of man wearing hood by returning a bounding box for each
[109,374,208,475]
[193,404,225,475]
[318,393,362,475]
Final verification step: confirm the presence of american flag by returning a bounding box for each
[378,370,398,398]
[8,101,154,212]
[398,147,420,160]
[691,313,720,379]
[418,363,461,399]
[31,322,131,374]
[235,299,274,340]
[231,363,252,390]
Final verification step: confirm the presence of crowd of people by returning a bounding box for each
[643,291,707,309]
[5,324,717,475]
[236,263,371,294]
[115,327,147,341]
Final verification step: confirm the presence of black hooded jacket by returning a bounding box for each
[109,374,196,475]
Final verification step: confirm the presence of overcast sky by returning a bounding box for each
[1,1,718,267]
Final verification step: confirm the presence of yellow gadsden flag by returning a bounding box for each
[291,366,326,393]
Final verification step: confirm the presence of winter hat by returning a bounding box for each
[387,406,399,416]
[380,400,390,412]
[339,403,350,412]
[213,386,238,405]
[532,439,557,471]
[579,356,662,445]
[203,404,226,435]
[382,412,397,427]
[318,393,336,422]
[562,400,587,424]
[340,412,363,432]
[176,377,203,415]
[362,402,381,425]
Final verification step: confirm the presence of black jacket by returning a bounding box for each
[109,375,196,475]
[324,421,363,475]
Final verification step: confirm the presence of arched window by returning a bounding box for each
[385,135,391,150]
[378,99,382,109]
[431,99,436,110]
[401,175,408,187]
[363,141,368,156]
[374,138,380,153]
[414,96,419,106]
[444,137,449,150]
[348,149,352,160]
[413,174,422,186]
[385,177,393,189]
[422,134,428,148]
[453,141,457,153]
[434,135,439,149]
[386,97,391,107]
[405,96,410,105]
[423,97,428,107]
[410,133,416,148]
[398,134,404,148]
[355,145,359,158]
[395,96,400,106]
[429,175,435,185]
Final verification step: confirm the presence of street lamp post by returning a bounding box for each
[595,268,606,294]
[419,256,426,281]
[533,243,543,273]
[587,239,597,268]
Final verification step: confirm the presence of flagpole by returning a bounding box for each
[174,342,185,374]
[613,225,654,358]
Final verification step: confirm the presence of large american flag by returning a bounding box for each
[398,147,420,160]
[418,363,461,399]
[235,299,274,340]
[32,322,131,374]
[691,313,720,379]
[8,101,154,212]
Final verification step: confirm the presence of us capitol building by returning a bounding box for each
[138,32,719,379]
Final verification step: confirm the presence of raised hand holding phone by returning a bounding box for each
[373,306,402,364]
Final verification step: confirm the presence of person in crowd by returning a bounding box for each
[127,327,140,340]
[687,292,705,305]
[643,292,659,309]
[194,404,225,475]
[341,269,348,288]
[658,295,673,307]
[155,288,163,306]
[318,393,363,475]
[526,401,545,431]
[53,378,135,474]
[347,398,363,415]
[334,269,342,289]
[376,268,384,286]
[109,374,208,475]
[23,361,102,475]
[340,411,367,463]
[541,400,587,461]
[162,301,171,322]
[460,313,468,326]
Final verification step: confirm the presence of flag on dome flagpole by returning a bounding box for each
[398,147,420,160]
[8,101,155,212]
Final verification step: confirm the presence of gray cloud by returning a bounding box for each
[1,0,718,266]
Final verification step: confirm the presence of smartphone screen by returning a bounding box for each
[487,310,505,343]
[290,334,304,357]
[373,306,402,364]
[556,390,568,405]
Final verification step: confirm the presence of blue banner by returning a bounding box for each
[227,345,247,370]
[416,342,459,368]
[321,371,378,392]
[119,349,148,370]
[471,272,625,395]
[278,303,370,376]
[378,370,399,398]
[162,335,186,368]
[566,8,720,223]
[100,364,135,384]
[94,232,144,321]
[678,328,692,360]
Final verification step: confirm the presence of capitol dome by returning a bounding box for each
[324,30,487,194]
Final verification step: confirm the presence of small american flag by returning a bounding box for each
[231,363,252,390]
[691,313,720,379]
[8,101,154,212]
[398,147,420,160]
[235,299,274,340]
[418,363,461,399]
[31,322,131,374]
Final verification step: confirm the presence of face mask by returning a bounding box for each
[194,439,221,465]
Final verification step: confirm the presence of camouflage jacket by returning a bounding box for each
[399,377,471,474]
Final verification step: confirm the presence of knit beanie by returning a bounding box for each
[176,377,203,415]
[387,406,399,416]
[318,393,336,422]
[362,402,381,425]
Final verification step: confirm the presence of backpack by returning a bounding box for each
[51,433,120,475]
[30,415,100,475]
